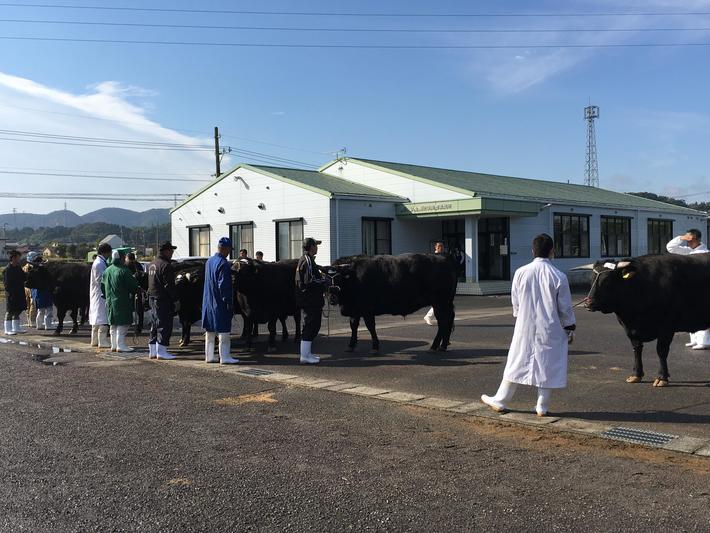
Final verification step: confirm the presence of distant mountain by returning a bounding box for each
[0,208,170,229]
[80,208,170,227]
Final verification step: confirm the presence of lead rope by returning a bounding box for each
[572,269,603,308]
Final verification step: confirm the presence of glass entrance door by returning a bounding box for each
[478,217,510,281]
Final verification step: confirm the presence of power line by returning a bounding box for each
[0,129,319,167]
[0,136,213,151]
[3,35,710,49]
[0,192,185,201]
[3,18,710,33]
[0,128,213,148]
[0,170,210,182]
[0,165,209,176]
[0,103,334,157]
[1,3,708,17]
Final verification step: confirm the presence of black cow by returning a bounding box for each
[25,261,90,336]
[233,258,301,352]
[173,259,207,347]
[327,253,458,353]
[586,255,710,387]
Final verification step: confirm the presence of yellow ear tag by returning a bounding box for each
[623,272,631,279]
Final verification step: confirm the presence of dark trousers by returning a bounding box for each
[301,307,322,342]
[149,298,173,346]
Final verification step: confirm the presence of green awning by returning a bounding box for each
[395,197,544,218]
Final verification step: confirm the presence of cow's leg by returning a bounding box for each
[363,315,380,354]
[244,317,254,350]
[653,332,673,387]
[280,317,288,341]
[267,319,277,353]
[430,307,444,351]
[347,316,360,352]
[53,307,66,336]
[294,311,302,342]
[69,308,79,334]
[439,305,455,351]
[626,339,644,383]
[79,305,88,326]
[179,321,191,347]
[240,315,250,339]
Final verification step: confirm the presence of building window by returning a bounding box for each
[553,214,590,258]
[601,216,631,257]
[276,219,304,260]
[362,218,392,255]
[647,219,673,255]
[188,226,210,257]
[229,222,254,259]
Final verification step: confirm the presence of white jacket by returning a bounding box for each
[88,255,108,325]
[502,258,576,389]
[666,236,708,255]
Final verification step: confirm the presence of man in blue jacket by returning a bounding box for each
[202,237,239,364]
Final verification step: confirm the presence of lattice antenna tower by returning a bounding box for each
[584,105,600,187]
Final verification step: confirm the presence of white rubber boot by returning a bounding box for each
[685,332,697,348]
[204,332,218,363]
[481,380,518,412]
[299,340,320,364]
[109,325,118,352]
[536,388,553,417]
[116,325,134,352]
[98,325,111,348]
[12,319,26,334]
[423,307,436,326]
[148,343,157,359]
[4,320,15,336]
[90,325,99,346]
[692,329,710,350]
[44,309,53,331]
[156,344,177,360]
[35,311,44,330]
[218,333,239,364]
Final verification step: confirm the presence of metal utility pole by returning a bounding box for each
[584,105,600,188]
[214,126,221,178]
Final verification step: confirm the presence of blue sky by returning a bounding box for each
[1,0,709,216]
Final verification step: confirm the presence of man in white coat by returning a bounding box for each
[666,229,710,349]
[481,234,576,416]
[89,242,112,348]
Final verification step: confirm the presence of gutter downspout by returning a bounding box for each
[335,196,340,260]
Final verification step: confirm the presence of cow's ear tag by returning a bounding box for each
[622,271,635,280]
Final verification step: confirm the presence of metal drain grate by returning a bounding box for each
[237,368,274,377]
[602,427,678,447]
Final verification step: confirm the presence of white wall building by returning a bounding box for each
[171,158,707,294]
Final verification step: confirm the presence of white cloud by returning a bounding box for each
[0,71,216,215]
[459,0,710,94]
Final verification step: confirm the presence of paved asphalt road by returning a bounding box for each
[1,342,709,532]
[2,293,709,440]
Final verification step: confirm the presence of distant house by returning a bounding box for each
[42,247,54,258]
[100,234,125,249]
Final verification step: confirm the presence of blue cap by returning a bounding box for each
[218,237,232,248]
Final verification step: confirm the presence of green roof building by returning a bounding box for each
[171,159,707,294]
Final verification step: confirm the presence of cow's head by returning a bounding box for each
[232,258,261,293]
[585,259,638,314]
[24,263,53,291]
[324,263,355,307]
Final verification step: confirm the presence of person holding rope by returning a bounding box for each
[296,237,327,364]
[481,234,576,417]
